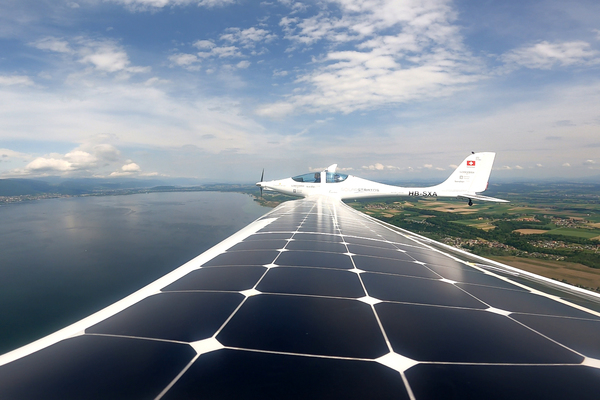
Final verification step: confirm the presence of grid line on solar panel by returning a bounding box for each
[376,302,585,364]
[215,294,389,359]
[0,335,196,400]
[405,364,600,400]
[505,316,596,360]
[161,349,412,400]
[85,332,189,345]
[162,266,267,292]
[361,272,488,309]
[86,292,246,342]
[510,314,600,359]
[456,283,600,320]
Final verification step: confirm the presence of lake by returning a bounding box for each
[0,191,270,355]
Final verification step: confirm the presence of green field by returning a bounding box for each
[544,228,600,239]
[345,182,600,276]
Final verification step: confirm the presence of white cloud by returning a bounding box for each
[0,148,31,160]
[78,39,149,73]
[236,60,251,69]
[0,75,34,86]
[30,37,149,76]
[30,37,73,53]
[503,41,599,70]
[562,163,571,167]
[121,162,141,172]
[193,40,216,50]
[109,170,133,177]
[206,46,243,58]
[26,157,73,172]
[2,142,126,177]
[168,53,201,70]
[361,163,403,171]
[255,102,295,118]
[107,0,236,11]
[220,27,276,48]
[259,0,484,116]
[64,150,97,169]
[169,53,198,66]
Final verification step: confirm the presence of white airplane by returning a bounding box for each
[257,152,508,206]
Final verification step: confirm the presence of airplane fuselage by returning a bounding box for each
[256,152,509,204]
[260,175,453,200]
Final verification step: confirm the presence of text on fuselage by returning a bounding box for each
[409,191,437,197]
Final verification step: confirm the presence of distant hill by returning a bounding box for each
[0,179,56,196]
[0,178,169,196]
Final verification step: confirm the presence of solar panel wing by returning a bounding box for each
[1,197,600,399]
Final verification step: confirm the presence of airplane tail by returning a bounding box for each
[434,152,496,194]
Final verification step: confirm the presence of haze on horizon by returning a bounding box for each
[0,0,599,183]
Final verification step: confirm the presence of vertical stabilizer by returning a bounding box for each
[435,152,496,194]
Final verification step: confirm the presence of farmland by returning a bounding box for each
[347,182,600,292]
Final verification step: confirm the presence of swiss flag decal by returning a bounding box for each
[467,160,476,166]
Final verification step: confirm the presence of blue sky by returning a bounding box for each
[0,0,599,182]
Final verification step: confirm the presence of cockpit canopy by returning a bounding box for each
[292,171,348,183]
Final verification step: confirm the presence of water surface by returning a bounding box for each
[0,191,270,355]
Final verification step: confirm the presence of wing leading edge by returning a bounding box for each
[1,196,600,399]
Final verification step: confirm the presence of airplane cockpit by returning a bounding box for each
[291,171,348,183]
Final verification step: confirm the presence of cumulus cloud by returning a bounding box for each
[562,163,571,167]
[26,157,72,172]
[259,0,484,116]
[121,162,141,172]
[3,143,124,177]
[503,41,599,70]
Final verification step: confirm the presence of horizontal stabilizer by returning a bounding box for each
[459,193,509,203]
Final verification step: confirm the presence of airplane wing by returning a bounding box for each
[1,196,600,399]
